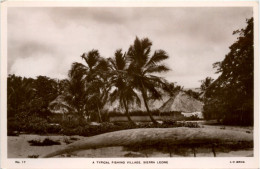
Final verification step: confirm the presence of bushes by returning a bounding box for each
[179,121,200,128]
[62,122,120,136]
[28,138,61,146]
[61,122,123,136]
[8,120,200,136]
[46,124,62,134]
[7,113,62,135]
[8,111,200,137]
[7,118,20,136]
[162,119,176,126]
[184,114,200,121]
[61,121,200,137]
[109,110,179,117]
[161,120,200,128]
[9,113,49,134]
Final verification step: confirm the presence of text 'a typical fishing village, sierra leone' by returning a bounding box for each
[7,7,254,158]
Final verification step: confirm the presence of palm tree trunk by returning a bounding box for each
[140,82,158,124]
[123,98,135,124]
[97,106,102,123]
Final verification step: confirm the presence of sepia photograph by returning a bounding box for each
[0,1,259,169]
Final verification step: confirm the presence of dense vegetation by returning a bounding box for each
[203,18,254,125]
[7,75,60,119]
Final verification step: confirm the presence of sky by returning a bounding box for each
[8,7,253,88]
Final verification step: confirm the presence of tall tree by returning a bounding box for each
[32,76,59,116]
[127,37,170,124]
[61,77,86,116]
[68,50,110,122]
[203,18,254,125]
[108,49,141,124]
[7,75,35,118]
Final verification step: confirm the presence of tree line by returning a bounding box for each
[202,18,254,125]
[8,75,64,119]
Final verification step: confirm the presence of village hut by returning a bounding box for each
[48,95,74,122]
[49,95,71,114]
[103,92,171,113]
[159,91,204,119]
[103,92,171,122]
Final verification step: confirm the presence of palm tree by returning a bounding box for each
[127,37,170,124]
[62,78,86,116]
[68,50,110,122]
[84,70,110,123]
[108,49,141,124]
[7,75,36,117]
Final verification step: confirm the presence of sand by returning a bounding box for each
[8,135,253,158]
[8,125,253,158]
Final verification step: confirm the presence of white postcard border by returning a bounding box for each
[1,1,259,169]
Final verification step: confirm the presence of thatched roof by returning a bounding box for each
[103,93,170,113]
[48,95,71,114]
[159,91,203,113]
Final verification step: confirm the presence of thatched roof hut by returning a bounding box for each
[159,91,203,113]
[103,92,170,113]
[48,95,71,114]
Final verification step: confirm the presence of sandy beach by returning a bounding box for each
[8,125,253,158]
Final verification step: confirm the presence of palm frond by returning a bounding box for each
[147,75,169,88]
[145,50,169,68]
[144,64,170,74]
[114,49,127,70]
[141,38,152,58]
[96,58,110,72]
[127,37,152,67]
[68,62,88,80]
[108,57,117,71]
[82,49,100,70]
